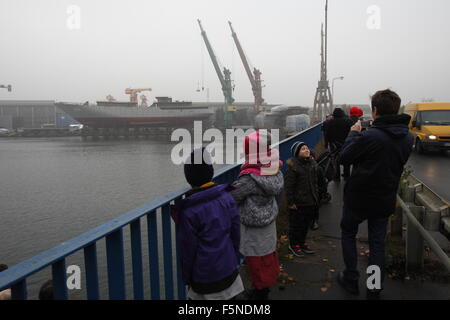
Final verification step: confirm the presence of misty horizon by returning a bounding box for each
[0,0,449,107]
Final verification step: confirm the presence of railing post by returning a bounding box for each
[84,243,100,300]
[162,205,174,300]
[405,205,425,272]
[390,203,403,236]
[11,279,27,300]
[174,198,186,300]
[106,229,126,300]
[147,211,160,300]
[52,259,68,300]
[130,219,144,300]
[403,185,417,203]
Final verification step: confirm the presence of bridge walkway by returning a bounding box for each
[247,181,450,300]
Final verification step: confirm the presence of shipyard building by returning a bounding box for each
[0,100,78,129]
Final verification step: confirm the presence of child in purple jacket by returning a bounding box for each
[172,148,243,300]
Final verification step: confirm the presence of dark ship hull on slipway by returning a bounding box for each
[55,98,214,129]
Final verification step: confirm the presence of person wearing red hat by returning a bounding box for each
[325,108,353,181]
[349,107,364,125]
[230,130,284,300]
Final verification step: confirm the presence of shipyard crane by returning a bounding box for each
[125,88,152,105]
[228,21,264,113]
[197,19,234,127]
[140,95,148,107]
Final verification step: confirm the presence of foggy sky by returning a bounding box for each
[0,0,449,107]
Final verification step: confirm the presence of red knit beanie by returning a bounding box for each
[349,107,363,117]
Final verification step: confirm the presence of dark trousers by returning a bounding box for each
[330,143,350,179]
[313,206,319,222]
[340,206,388,283]
[289,206,316,246]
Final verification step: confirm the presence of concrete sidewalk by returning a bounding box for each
[241,181,450,300]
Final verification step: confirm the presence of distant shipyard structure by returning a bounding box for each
[0,14,320,138]
[0,100,77,130]
[0,97,285,139]
[312,0,333,123]
[55,96,286,139]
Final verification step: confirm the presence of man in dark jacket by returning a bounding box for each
[325,108,353,180]
[336,89,413,298]
[321,114,333,148]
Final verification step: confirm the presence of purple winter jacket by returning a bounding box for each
[172,184,240,287]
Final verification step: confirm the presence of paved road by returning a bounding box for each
[407,150,450,202]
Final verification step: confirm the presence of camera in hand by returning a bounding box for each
[361,120,371,130]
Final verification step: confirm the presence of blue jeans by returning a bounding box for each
[340,206,388,283]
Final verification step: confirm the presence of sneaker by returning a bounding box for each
[300,243,315,254]
[289,245,305,257]
[311,221,319,230]
[337,271,359,295]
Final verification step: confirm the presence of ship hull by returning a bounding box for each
[75,116,211,127]
[56,103,213,128]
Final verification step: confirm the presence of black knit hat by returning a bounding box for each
[291,141,307,157]
[184,148,214,187]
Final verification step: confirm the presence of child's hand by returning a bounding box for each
[288,204,298,210]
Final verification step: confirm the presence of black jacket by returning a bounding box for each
[338,114,414,219]
[284,157,320,207]
[325,109,353,147]
[322,119,332,147]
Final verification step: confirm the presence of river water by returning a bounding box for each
[0,136,239,299]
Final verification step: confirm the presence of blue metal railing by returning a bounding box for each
[0,123,323,300]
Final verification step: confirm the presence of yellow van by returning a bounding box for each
[404,102,450,153]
